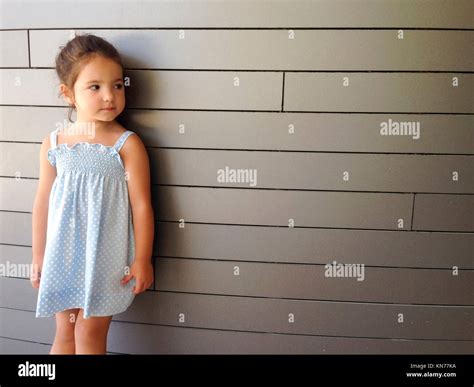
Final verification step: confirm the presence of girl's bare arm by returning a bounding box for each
[120,133,155,294]
[121,133,155,264]
[31,136,57,287]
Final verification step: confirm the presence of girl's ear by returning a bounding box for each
[59,84,75,106]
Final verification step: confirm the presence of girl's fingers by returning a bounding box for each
[30,270,41,288]
[133,280,146,294]
[30,278,40,289]
[132,285,141,294]
[121,274,133,285]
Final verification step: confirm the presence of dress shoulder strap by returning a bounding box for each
[50,128,58,148]
[113,131,135,152]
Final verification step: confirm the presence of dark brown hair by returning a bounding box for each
[55,33,124,122]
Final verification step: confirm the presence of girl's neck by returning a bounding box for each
[72,119,117,134]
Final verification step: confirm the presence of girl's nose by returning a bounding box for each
[102,88,114,102]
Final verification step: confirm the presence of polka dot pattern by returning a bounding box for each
[36,129,137,319]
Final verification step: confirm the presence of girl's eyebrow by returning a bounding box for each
[86,78,124,84]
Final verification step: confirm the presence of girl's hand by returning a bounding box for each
[30,261,43,289]
[121,260,154,294]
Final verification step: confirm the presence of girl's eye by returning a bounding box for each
[89,84,123,90]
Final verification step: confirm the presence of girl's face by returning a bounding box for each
[62,54,125,124]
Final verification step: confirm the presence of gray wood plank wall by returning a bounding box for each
[0,0,473,354]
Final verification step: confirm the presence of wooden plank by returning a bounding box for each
[125,70,282,110]
[108,320,474,354]
[0,69,61,106]
[0,177,36,212]
[5,70,473,113]
[2,213,472,269]
[1,0,472,29]
[118,288,473,340]
[153,222,474,269]
[0,143,40,178]
[1,277,472,340]
[0,106,67,142]
[127,111,474,154]
[154,257,474,305]
[0,212,31,245]
[0,337,50,354]
[0,308,471,354]
[153,186,413,230]
[0,69,283,110]
[0,278,38,311]
[30,29,474,71]
[0,245,31,279]
[3,144,472,193]
[0,30,29,68]
[413,194,474,232]
[285,73,474,113]
[0,179,413,230]
[147,149,474,193]
[0,308,55,345]
[2,106,472,154]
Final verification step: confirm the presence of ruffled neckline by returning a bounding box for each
[53,142,120,156]
[57,142,115,150]
[48,142,124,169]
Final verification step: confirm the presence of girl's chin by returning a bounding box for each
[96,112,119,121]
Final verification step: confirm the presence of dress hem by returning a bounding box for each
[35,298,135,319]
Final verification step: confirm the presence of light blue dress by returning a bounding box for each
[36,128,137,319]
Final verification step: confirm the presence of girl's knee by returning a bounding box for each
[55,309,79,341]
[75,313,112,342]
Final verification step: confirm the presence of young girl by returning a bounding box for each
[31,34,155,355]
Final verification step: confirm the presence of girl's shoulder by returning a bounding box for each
[110,122,136,138]
[113,128,137,151]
